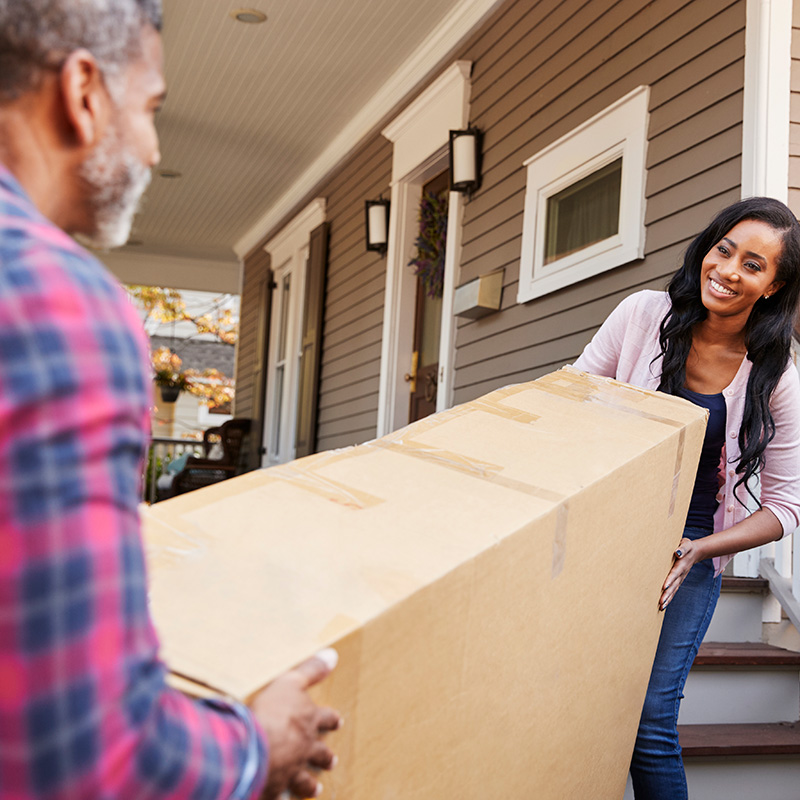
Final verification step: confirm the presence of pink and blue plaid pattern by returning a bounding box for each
[0,164,267,798]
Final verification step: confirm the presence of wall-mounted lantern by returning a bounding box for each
[365,198,390,255]
[449,127,482,195]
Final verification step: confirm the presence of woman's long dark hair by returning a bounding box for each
[657,197,800,506]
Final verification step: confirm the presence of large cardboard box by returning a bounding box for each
[142,367,707,799]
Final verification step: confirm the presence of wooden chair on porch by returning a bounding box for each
[161,418,252,500]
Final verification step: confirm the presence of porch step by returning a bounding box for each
[681,642,800,725]
[694,641,800,667]
[678,721,800,757]
[624,754,800,800]
[704,577,768,643]
[678,723,800,799]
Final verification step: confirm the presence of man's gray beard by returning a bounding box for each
[76,120,152,250]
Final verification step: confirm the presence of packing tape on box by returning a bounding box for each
[261,459,385,509]
[534,369,686,429]
[552,504,569,579]
[668,428,686,518]
[370,438,565,503]
[246,392,559,506]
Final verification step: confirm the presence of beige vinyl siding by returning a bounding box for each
[452,0,744,403]
[315,135,393,451]
[234,246,270,421]
[236,0,746,450]
[791,0,800,213]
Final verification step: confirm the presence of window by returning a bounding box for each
[518,86,649,302]
[262,198,326,466]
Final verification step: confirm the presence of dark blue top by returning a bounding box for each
[676,387,727,530]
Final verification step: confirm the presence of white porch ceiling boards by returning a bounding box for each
[120,0,492,271]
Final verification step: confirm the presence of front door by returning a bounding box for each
[407,171,448,423]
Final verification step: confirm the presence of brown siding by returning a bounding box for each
[451,0,745,403]
[236,0,747,450]
[791,0,800,213]
[315,135,393,451]
[234,246,270,422]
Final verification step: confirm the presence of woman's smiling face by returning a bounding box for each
[700,218,786,322]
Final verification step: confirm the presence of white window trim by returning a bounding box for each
[377,61,471,437]
[740,0,791,202]
[517,85,650,303]
[261,198,326,466]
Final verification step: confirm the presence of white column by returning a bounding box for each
[741,0,792,201]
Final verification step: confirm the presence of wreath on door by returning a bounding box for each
[408,188,448,299]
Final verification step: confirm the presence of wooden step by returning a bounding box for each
[694,641,800,667]
[679,722,800,757]
[720,576,769,593]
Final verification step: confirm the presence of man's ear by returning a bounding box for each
[59,49,113,147]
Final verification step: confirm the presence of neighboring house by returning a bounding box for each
[150,336,235,439]
[230,0,800,795]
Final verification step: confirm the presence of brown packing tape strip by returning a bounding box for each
[535,370,685,429]
[370,438,565,504]
[552,504,569,579]
[260,389,554,506]
[379,383,540,445]
[262,461,385,510]
[668,428,686,518]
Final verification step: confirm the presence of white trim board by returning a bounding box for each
[102,250,241,294]
[376,62,471,437]
[261,199,326,467]
[233,0,504,258]
[741,0,792,201]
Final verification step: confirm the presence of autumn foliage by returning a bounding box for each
[127,285,237,409]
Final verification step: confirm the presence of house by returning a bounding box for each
[230,1,800,795]
[103,0,800,795]
[149,335,235,439]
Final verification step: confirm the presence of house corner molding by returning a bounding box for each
[741,0,792,201]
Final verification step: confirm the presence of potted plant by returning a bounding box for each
[152,346,191,402]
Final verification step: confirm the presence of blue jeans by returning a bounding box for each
[629,526,722,800]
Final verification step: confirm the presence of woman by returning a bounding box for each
[573,197,800,799]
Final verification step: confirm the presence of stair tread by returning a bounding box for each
[720,576,769,593]
[694,641,800,666]
[679,722,800,757]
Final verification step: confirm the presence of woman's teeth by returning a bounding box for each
[710,278,736,296]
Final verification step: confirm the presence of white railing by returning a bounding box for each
[143,437,205,505]
[730,350,800,628]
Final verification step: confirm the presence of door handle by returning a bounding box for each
[404,351,419,393]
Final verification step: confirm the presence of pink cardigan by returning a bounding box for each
[573,290,800,576]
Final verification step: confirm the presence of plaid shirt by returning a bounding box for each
[0,164,268,798]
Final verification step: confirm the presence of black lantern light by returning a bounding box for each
[365,198,390,255]
[448,127,483,195]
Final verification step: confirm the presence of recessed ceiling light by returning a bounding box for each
[231,9,267,24]
[158,169,182,179]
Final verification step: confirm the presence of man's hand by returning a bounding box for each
[250,649,341,799]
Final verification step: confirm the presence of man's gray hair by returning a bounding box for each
[0,0,162,102]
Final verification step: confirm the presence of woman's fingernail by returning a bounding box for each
[331,755,338,769]
[315,781,324,797]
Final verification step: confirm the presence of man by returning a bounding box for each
[0,1,339,797]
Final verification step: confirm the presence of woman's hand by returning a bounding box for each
[660,538,701,611]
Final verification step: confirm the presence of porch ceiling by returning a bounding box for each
[108,0,492,286]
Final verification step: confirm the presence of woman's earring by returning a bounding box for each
[764,293,771,299]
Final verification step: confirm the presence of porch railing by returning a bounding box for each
[143,437,205,505]
[730,355,800,631]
